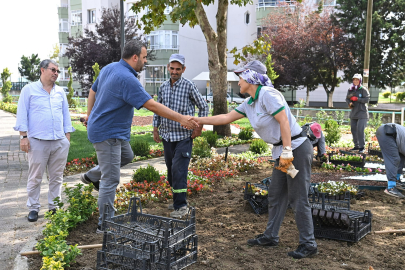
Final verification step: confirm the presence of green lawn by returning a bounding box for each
[232,118,252,129]
[378,92,404,104]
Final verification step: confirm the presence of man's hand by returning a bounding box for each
[80,116,88,128]
[350,96,358,102]
[191,126,203,139]
[66,133,71,142]
[180,115,198,130]
[20,138,30,153]
[153,129,161,143]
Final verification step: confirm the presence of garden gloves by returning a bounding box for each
[276,148,299,178]
[350,96,358,102]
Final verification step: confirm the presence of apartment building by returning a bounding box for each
[58,0,374,106]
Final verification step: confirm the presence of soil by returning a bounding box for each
[27,161,405,270]
[132,116,153,126]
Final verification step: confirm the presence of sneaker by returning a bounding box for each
[247,234,278,247]
[96,225,104,234]
[287,244,318,259]
[170,206,189,218]
[384,187,405,199]
[80,173,100,191]
[350,147,359,151]
[358,148,364,153]
[168,200,189,210]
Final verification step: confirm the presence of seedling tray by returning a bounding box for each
[328,153,366,168]
[312,210,372,242]
[244,179,271,215]
[368,143,383,158]
[309,187,351,211]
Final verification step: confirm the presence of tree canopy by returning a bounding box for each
[333,0,405,87]
[18,54,41,82]
[65,7,148,90]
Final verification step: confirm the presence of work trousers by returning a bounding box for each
[27,138,70,212]
[263,139,317,249]
[163,138,193,210]
[350,118,368,149]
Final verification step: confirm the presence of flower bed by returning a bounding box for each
[64,157,97,176]
[328,153,365,167]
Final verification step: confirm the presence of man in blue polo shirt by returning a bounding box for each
[80,40,197,232]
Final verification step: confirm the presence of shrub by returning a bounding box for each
[249,139,269,154]
[396,92,405,102]
[382,91,391,98]
[369,113,382,128]
[192,137,211,158]
[131,140,150,157]
[133,164,160,183]
[324,119,341,146]
[201,130,218,147]
[335,110,345,125]
[0,101,17,114]
[315,108,331,124]
[238,127,254,140]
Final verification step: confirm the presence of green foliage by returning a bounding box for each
[36,183,97,269]
[368,113,383,128]
[18,54,41,82]
[66,67,76,108]
[324,119,341,146]
[201,130,218,147]
[396,92,405,102]
[265,54,279,83]
[334,110,345,125]
[315,108,331,124]
[0,101,17,113]
[230,36,272,65]
[92,63,100,83]
[133,164,161,183]
[316,180,358,196]
[192,137,211,158]
[238,127,254,140]
[382,91,391,98]
[131,140,150,157]
[364,126,374,142]
[1,68,12,103]
[249,139,269,154]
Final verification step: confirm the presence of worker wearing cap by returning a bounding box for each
[153,54,209,218]
[376,123,405,198]
[191,60,318,259]
[309,122,326,159]
[346,74,370,153]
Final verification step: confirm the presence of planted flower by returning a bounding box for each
[329,153,364,162]
[316,180,358,196]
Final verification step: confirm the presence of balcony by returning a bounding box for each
[256,0,295,8]
[256,0,296,21]
[58,7,68,19]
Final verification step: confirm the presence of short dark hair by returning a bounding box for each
[39,59,58,75]
[122,39,147,59]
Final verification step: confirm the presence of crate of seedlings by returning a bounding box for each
[96,197,197,270]
[312,209,372,242]
[368,142,383,158]
[243,178,271,215]
[309,181,358,211]
[328,152,366,167]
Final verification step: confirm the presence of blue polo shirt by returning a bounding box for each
[87,59,152,143]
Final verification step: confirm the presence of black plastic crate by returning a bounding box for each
[97,236,198,270]
[101,198,196,249]
[312,210,372,242]
[328,153,366,168]
[368,143,383,158]
[97,235,198,270]
[244,178,271,215]
[308,187,351,211]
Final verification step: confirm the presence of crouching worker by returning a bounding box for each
[308,122,326,159]
[376,124,405,198]
[190,60,318,259]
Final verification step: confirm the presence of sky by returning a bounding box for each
[0,1,59,81]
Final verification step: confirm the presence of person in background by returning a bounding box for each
[80,40,198,232]
[376,123,405,198]
[309,122,326,159]
[346,73,369,153]
[190,60,318,259]
[153,54,209,218]
[14,59,75,222]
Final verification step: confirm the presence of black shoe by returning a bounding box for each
[247,234,278,247]
[96,225,104,234]
[80,173,100,191]
[48,209,57,215]
[358,148,365,154]
[287,244,318,259]
[28,211,38,222]
[350,147,359,151]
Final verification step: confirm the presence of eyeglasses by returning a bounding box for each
[47,68,61,74]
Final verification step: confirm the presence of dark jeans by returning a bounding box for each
[163,137,193,210]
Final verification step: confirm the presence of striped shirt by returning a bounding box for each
[153,77,209,142]
[14,81,75,140]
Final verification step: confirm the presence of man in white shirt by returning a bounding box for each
[14,59,75,222]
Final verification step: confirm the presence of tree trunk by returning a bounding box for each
[306,85,310,106]
[327,91,334,107]
[195,0,231,136]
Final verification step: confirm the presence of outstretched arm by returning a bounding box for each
[191,110,244,126]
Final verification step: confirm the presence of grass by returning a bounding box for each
[232,118,252,129]
[378,92,404,104]
[68,121,160,162]
[134,108,154,116]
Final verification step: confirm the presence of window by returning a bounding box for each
[59,68,70,81]
[164,6,173,14]
[323,0,336,6]
[147,30,179,49]
[71,10,82,26]
[245,11,250,25]
[88,9,96,24]
[145,66,166,83]
[257,27,268,38]
[59,19,68,32]
[59,43,68,56]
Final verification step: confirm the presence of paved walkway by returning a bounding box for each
[0,110,250,270]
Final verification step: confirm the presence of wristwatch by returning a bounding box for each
[20,135,28,140]
[283,146,292,151]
